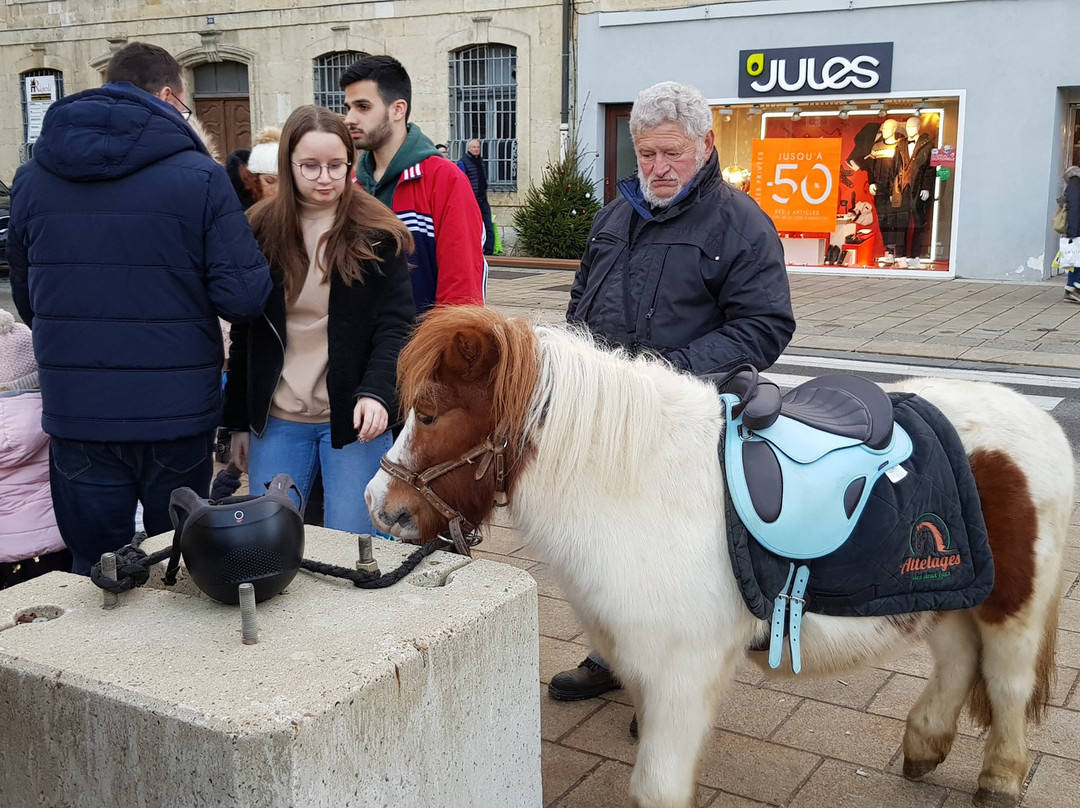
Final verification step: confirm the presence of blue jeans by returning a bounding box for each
[1068,269,1080,288]
[49,432,215,575]
[248,417,390,535]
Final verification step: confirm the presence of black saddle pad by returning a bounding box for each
[725,392,994,619]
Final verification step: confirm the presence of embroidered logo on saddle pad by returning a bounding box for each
[902,513,962,580]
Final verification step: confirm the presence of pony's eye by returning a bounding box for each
[416,411,436,426]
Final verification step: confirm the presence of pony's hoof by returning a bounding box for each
[973,788,1019,808]
[902,757,940,781]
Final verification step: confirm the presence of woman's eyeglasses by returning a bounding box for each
[292,161,351,181]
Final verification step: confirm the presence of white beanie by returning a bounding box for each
[247,142,279,176]
[0,309,38,392]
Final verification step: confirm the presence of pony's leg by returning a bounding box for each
[903,611,979,779]
[628,653,737,808]
[970,603,1056,808]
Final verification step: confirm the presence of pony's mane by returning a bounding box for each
[398,306,539,446]
[527,325,719,487]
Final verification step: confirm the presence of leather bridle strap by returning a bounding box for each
[379,434,510,557]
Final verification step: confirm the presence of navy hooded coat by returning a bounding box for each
[8,82,272,443]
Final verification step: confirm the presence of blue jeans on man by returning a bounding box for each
[247,416,390,535]
[49,431,215,575]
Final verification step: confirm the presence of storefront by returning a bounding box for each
[577,0,1080,281]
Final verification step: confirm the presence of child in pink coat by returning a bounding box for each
[0,308,70,588]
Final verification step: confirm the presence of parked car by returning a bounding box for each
[0,177,10,277]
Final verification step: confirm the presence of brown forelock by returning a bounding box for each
[969,448,1037,625]
[398,305,539,446]
[394,306,539,541]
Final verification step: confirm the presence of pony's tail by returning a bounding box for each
[967,596,1059,728]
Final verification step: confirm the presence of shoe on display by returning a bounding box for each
[895,257,908,268]
[908,257,923,269]
[548,656,621,701]
[1063,288,1080,304]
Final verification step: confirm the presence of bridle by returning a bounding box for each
[378,433,509,557]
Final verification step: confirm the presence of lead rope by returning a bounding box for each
[90,532,442,594]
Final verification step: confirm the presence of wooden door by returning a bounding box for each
[603,104,634,204]
[194,98,252,158]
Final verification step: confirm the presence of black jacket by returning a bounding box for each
[568,150,795,375]
[8,83,271,442]
[223,241,415,448]
[1066,171,1080,240]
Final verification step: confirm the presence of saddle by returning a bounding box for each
[706,368,914,673]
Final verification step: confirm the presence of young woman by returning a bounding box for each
[223,105,415,533]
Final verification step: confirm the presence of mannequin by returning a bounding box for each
[865,119,907,258]
[902,116,935,258]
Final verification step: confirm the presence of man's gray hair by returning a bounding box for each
[629,81,712,141]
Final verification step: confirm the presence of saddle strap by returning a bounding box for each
[788,565,810,674]
[768,564,795,670]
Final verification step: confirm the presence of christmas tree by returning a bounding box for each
[513,145,601,260]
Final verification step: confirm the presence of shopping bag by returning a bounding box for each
[1060,236,1080,268]
[1053,203,1068,234]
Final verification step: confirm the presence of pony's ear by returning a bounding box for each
[439,329,499,382]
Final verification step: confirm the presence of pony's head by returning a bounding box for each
[365,306,539,543]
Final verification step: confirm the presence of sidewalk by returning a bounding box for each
[481,265,1080,808]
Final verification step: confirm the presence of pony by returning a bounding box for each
[365,305,1073,808]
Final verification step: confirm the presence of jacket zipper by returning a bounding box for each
[254,311,285,439]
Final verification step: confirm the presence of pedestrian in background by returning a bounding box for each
[435,143,449,158]
[7,42,272,574]
[223,105,415,534]
[553,80,795,702]
[1060,165,1080,303]
[246,126,282,202]
[458,138,495,255]
[341,54,486,314]
[0,309,70,589]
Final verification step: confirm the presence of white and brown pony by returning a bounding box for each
[365,306,1072,808]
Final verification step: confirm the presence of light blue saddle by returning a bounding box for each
[709,370,913,673]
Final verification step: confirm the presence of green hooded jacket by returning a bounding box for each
[355,123,441,207]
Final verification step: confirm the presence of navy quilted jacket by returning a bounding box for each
[8,82,272,442]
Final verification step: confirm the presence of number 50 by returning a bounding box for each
[770,162,833,205]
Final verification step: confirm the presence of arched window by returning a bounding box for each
[449,44,517,192]
[21,68,63,162]
[313,51,366,112]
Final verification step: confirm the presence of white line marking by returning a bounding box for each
[774,354,1080,390]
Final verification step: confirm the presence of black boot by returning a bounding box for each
[548,656,621,701]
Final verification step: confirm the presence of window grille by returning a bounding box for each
[448,44,517,192]
[313,51,366,113]
[21,68,63,162]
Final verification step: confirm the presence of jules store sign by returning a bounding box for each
[739,43,893,98]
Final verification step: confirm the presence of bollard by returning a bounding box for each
[356,534,379,574]
[101,553,119,610]
[238,583,258,645]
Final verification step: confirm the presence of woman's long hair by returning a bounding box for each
[248,105,413,302]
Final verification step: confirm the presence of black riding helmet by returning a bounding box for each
[164,474,305,604]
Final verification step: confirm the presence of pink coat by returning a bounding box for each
[0,392,64,563]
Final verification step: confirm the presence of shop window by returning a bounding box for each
[20,68,63,163]
[710,98,959,272]
[448,44,517,192]
[313,51,366,113]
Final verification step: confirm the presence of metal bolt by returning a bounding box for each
[101,552,119,610]
[356,533,379,574]
[238,583,258,645]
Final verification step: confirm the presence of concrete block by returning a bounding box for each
[0,528,540,807]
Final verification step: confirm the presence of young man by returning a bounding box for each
[340,55,486,313]
[8,42,272,574]
[553,80,796,701]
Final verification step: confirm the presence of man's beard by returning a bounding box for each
[638,145,707,209]
[349,111,393,151]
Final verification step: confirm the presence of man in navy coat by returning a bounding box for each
[8,42,272,574]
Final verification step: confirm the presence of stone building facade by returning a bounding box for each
[0,0,571,228]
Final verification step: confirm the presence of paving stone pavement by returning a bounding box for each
[482,264,1080,807]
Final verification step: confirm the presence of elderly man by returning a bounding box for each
[552,81,795,702]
